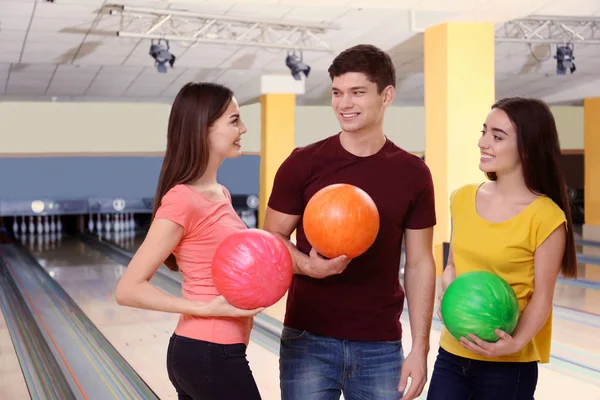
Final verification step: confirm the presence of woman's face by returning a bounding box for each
[478,108,521,176]
[208,96,247,159]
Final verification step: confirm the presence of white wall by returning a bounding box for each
[552,106,584,150]
[0,101,583,155]
[0,102,171,154]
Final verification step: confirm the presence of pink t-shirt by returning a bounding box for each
[154,184,252,345]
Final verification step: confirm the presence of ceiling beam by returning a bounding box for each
[104,4,340,53]
[495,15,600,44]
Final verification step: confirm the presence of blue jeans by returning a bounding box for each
[279,326,405,400]
[427,347,538,400]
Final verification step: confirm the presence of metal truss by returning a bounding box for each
[104,4,340,52]
[495,15,600,45]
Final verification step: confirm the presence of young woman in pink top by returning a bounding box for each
[115,82,264,400]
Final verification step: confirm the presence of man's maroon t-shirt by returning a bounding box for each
[267,133,436,342]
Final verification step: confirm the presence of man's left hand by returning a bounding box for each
[398,350,428,399]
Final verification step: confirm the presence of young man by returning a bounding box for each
[263,44,437,400]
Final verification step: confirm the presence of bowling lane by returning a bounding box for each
[23,235,282,400]
[554,274,600,316]
[577,245,600,260]
[576,237,600,283]
[573,261,600,284]
[111,230,143,253]
[0,305,29,399]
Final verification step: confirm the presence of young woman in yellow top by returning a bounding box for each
[427,97,578,400]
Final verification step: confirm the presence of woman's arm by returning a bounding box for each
[115,218,263,318]
[441,219,456,292]
[441,250,456,292]
[508,223,566,348]
[461,223,566,356]
[437,219,455,323]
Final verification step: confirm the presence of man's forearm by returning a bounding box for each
[273,233,310,275]
[404,257,436,353]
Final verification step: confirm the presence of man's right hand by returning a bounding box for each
[261,207,352,279]
[302,248,351,278]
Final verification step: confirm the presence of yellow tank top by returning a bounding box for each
[439,183,566,363]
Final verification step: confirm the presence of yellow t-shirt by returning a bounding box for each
[439,183,566,364]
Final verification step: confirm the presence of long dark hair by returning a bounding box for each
[152,82,234,271]
[487,97,577,279]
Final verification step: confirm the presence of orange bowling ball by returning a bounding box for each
[303,183,380,259]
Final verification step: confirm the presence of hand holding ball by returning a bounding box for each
[212,229,293,310]
[441,271,519,343]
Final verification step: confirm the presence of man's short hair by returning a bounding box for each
[327,44,396,93]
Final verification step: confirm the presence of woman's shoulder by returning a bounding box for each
[162,184,194,205]
[450,182,482,203]
[220,184,232,202]
[155,185,199,230]
[528,196,567,248]
[165,183,187,194]
[532,195,566,222]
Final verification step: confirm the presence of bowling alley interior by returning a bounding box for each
[1,1,600,399]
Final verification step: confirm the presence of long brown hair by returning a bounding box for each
[488,97,577,279]
[152,82,234,271]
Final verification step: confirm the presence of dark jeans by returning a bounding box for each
[279,326,405,400]
[166,334,262,400]
[427,347,539,400]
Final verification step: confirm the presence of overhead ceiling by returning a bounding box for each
[1,0,599,106]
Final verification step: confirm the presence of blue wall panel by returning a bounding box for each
[217,154,260,196]
[0,155,260,201]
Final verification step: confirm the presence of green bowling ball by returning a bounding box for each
[441,271,519,343]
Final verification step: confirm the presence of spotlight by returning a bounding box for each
[555,44,575,75]
[150,39,175,73]
[285,51,310,81]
